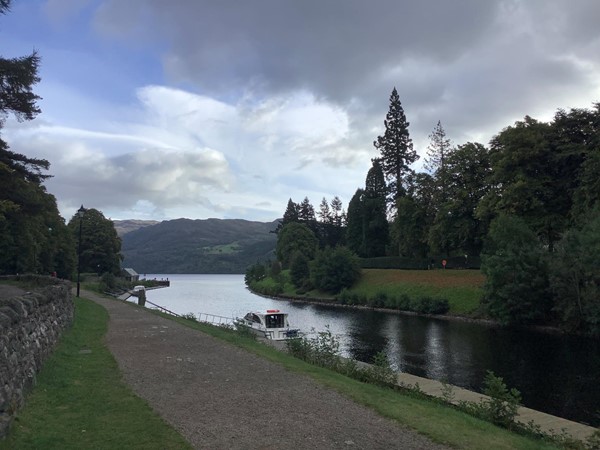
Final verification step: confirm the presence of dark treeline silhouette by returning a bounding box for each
[275,87,600,334]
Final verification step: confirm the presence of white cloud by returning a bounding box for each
[5,83,361,221]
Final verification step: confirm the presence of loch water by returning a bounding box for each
[144,273,600,427]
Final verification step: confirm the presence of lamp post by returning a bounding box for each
[76,205,86,297]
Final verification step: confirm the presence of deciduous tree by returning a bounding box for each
[68,208,122,275]
[481,215,551,325]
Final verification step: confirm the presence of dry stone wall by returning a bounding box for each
[0,276,73,438]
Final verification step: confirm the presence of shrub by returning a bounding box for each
[370,291,387,308]
[478,371,521,427]
[311,246,361,294]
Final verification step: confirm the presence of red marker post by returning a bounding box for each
[442,259,447,269]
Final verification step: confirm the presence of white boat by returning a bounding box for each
[235,309,302,340]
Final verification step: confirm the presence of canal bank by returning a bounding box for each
[143,274,600,428]
[262,339,598,442]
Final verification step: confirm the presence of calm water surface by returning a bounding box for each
[144,274,600,426]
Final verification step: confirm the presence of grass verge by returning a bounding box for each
[0,297,192,450]
[350,269,482,315]
[157,312,559,450]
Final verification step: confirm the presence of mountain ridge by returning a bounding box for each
[120,217,279,274]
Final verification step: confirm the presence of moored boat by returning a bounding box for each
[235,309,301,340]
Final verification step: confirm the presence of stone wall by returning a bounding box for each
[0,275,73,438]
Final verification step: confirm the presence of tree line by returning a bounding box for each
[260,87,600,335]
[0,2,122,280]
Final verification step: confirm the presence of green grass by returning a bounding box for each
[252,268,483,315]
[0,297,192,450]
[156,312,559,450]
[350,269,484,315]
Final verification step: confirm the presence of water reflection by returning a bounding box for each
[145,274,600,426]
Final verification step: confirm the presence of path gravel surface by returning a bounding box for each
[86,291,449,450]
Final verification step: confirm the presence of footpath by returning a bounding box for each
[84,290,448,450]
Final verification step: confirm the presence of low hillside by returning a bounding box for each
[113,220,160,236]
[121,218,278,274]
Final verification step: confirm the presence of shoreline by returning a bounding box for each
[247,287,572,337]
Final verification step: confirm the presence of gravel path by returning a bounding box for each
[86,291,449,450]
[0,284,26,299]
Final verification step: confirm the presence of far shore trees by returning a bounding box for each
[260,92,600,334]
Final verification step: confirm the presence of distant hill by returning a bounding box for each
[113,220,160,237]
[121,218,279,274]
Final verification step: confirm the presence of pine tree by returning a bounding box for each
[346,189,365,256]
[363,159,389,256]
[271,199,299,234]
[318,197,331,223]
[374,87,418,201]
[282,199,299,224]
[424,120,452,201]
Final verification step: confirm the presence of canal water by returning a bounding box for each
[144,273,600,427]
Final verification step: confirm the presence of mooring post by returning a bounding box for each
[137,290,146,307]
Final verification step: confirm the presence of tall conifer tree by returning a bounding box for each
[374,87,418,201]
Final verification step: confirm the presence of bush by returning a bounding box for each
[478,371,521,427]
[369,291,387,308]
[311,246,361,294]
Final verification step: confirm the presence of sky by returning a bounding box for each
[2,0,600,223]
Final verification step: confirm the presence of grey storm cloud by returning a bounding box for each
[94,0,497,100]
[92,0,600,147]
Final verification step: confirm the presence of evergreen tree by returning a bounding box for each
[328,196,345,246]
[282,198,299,224]
[272,198,299,234]
[298,197,318,235]
[424,120,452,204]
[317,197,331,223]
[363,159,389,257]
[374,87,418,201]
[346,189,365,256]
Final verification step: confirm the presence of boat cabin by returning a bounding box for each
[238,309,300,340]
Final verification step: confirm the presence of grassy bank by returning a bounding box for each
[352,269,484,315]
[0,297,192,450]
[252,268,484,316]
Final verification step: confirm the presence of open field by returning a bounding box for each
[350,269,485,315]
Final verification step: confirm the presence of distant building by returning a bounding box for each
[121,268,139,282]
